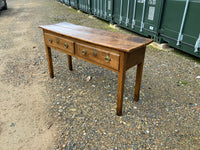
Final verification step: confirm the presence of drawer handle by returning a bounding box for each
[56,38,60,43]
[82,49,87,55]
[64,43,68,48]
[93,49,97,56]
[105,55,111,62]
[49,38,53,43]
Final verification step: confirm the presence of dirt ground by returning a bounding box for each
[0,0,200,150]
[0,0,58,149]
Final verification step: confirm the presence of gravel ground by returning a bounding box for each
[1,0,200,149]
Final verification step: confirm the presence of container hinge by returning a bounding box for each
[176,0,190,46]
[140,0,146,32]
[132,0,137,28]
[194,34,200,53]
[125,0,130,26]
[120,0,123,24]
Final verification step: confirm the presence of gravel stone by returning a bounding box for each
[5,0,197,149]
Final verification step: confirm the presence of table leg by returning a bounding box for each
[134,62,144,102]
[67,55,73,71]
[45,45,54,78]
[116,70,126,116]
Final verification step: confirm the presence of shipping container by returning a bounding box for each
[60,0,64,3]
[158,0,200,58]
[63,0,70,5]
[57,0,200,58]
[79,0,91,14]
[91,0,114,22]
[57,0,63,3]
[113,0,165,39]
[70,0,79,9]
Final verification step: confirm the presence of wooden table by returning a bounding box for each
[39,22,152,116]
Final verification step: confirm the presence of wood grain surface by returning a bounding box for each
[39,22,153,53]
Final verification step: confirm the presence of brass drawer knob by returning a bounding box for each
[56,38,60,43]
[93,49,97,56]
[82,49,87,55]
[49,38,53,43]
[105,55,111,62]
[64,43,68,48]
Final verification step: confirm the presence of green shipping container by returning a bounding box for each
[63,0,70,5]
[57,0,200,58]
[60,0,64,3]
[57,0,63,3]
[70,0,79,9]
[91,0,114,22]
[79,0,91,13]
[159,0,200,58]
[113,0,165,38]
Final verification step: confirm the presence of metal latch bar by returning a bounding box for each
[194,34,200,53]
[105,0,107,17]
[100,0,103,16]
[119,0,123,24]
[132,0,137,28]
[177,0,190,46]
[94,0,96,14]
[97,0,100,15]
[140,0,146,32]
[126,0,130,26]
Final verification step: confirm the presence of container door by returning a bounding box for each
[113,0,144,32]
[114,0,164,38]
[64,0,70,5]
[91,0,113,22]
[57,0,63,3]
[79,0,91,13]
[160,0,200,57]
[71,0,79,9]
[143,0,164,36]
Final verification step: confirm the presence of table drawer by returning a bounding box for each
[44,33,74,54]
[76,43,120,70]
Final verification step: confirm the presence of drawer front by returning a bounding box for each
[44,33,74,54]
[76,43,120,71]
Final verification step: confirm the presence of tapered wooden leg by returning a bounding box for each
[116,70,126,116]
[67,55,73,71]
[45,45,54,78]
[134,62,144,102]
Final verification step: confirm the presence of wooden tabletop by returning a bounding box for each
[39,22,153,53]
